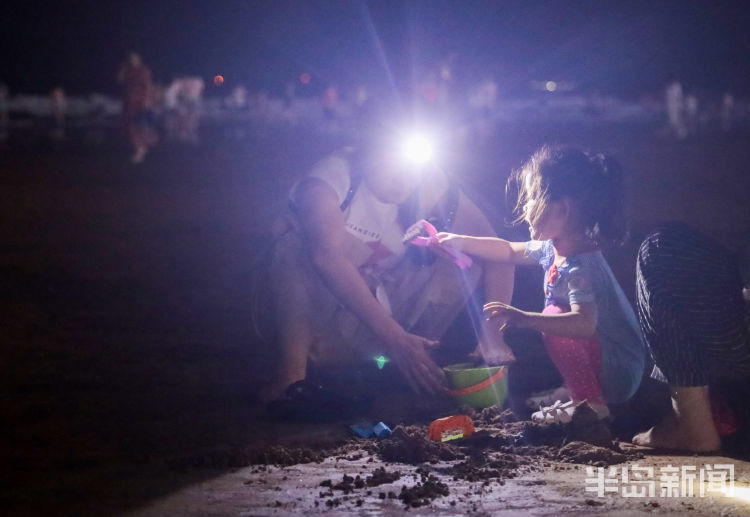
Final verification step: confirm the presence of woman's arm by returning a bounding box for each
[295,178,403,341]
[294,177,445,392]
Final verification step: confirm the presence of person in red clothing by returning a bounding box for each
[118,52,158,163]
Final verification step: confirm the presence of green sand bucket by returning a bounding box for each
[443,363,508,409]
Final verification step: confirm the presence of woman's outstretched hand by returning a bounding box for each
[387,331,446,395]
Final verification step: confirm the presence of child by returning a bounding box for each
[438,146,646,422]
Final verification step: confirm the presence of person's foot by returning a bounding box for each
[632,387,721,452]
[632,415,683,450]
[632,411,711,450]
[257,377,300,403]
[632,421,720,452]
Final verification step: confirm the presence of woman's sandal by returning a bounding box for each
[266,379,373,422]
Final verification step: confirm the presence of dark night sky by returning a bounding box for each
[3,0,750,97]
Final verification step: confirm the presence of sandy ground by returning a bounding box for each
[126,452,750,516]
[2,120,750,515]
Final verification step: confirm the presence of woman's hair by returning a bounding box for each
[508,145,627,246]
[353,96,402,149]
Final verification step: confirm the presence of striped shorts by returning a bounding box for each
[636,223,750,386]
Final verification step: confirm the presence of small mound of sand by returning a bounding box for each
[567,404,614,448]
[253,445,327,466]
[474,406,516,426]
[377,425,462,464]
[398,470,450,508]
[167,445,323,470]
[555,441,629,467]
[366,466,402,487]
[439,450,523,483]
[459,429,513,449]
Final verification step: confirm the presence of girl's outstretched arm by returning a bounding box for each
[436,233,536,265]
[484,300,598,338]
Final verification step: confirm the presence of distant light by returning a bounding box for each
[213,75,224,86]
[401,134,434,165]
[545,81,558,92]
[374,355,388,369]
[299,73,311,85]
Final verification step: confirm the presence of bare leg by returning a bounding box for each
[632,385,720,452]
[132,144,148,163]
[452,192,516,364]
[258,234,320,402]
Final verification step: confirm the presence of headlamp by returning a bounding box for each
[400,133,434,166]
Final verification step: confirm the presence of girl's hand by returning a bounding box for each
[483,301,528,329]
[436,232,467,251]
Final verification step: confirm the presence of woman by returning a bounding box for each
[259,104,515,404]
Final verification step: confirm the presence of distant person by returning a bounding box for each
[163,79,181,139]
[419,71,440,106]
[321,84,339,132]
[50,87,67,140]
[227,85,248,110]
[84,93,109,145]
[436,53,457,107]
[633,223,750,452]
[438,147,647,423]
[721,93,735,132]
[179,77,204,143]
[118,52,157,162]
[354,85,369,108]
[284,80,296,107]
[665,80,687,139]
[258,101,515,405]
[685,93,699,136]
[163,77,204,143]
[0,82,8,143]
[465,78,499,142]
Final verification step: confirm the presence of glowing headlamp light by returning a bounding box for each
[400,133,434,165]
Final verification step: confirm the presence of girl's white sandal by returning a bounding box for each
[531,399,587,424]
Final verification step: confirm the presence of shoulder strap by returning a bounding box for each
[401,174,462,267]
[433,175,460,232]
[339,172,362,212]
[289,149,361,214]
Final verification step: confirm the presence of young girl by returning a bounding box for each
[438,146,646,423]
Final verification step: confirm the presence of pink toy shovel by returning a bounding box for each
[403,220,473,270]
